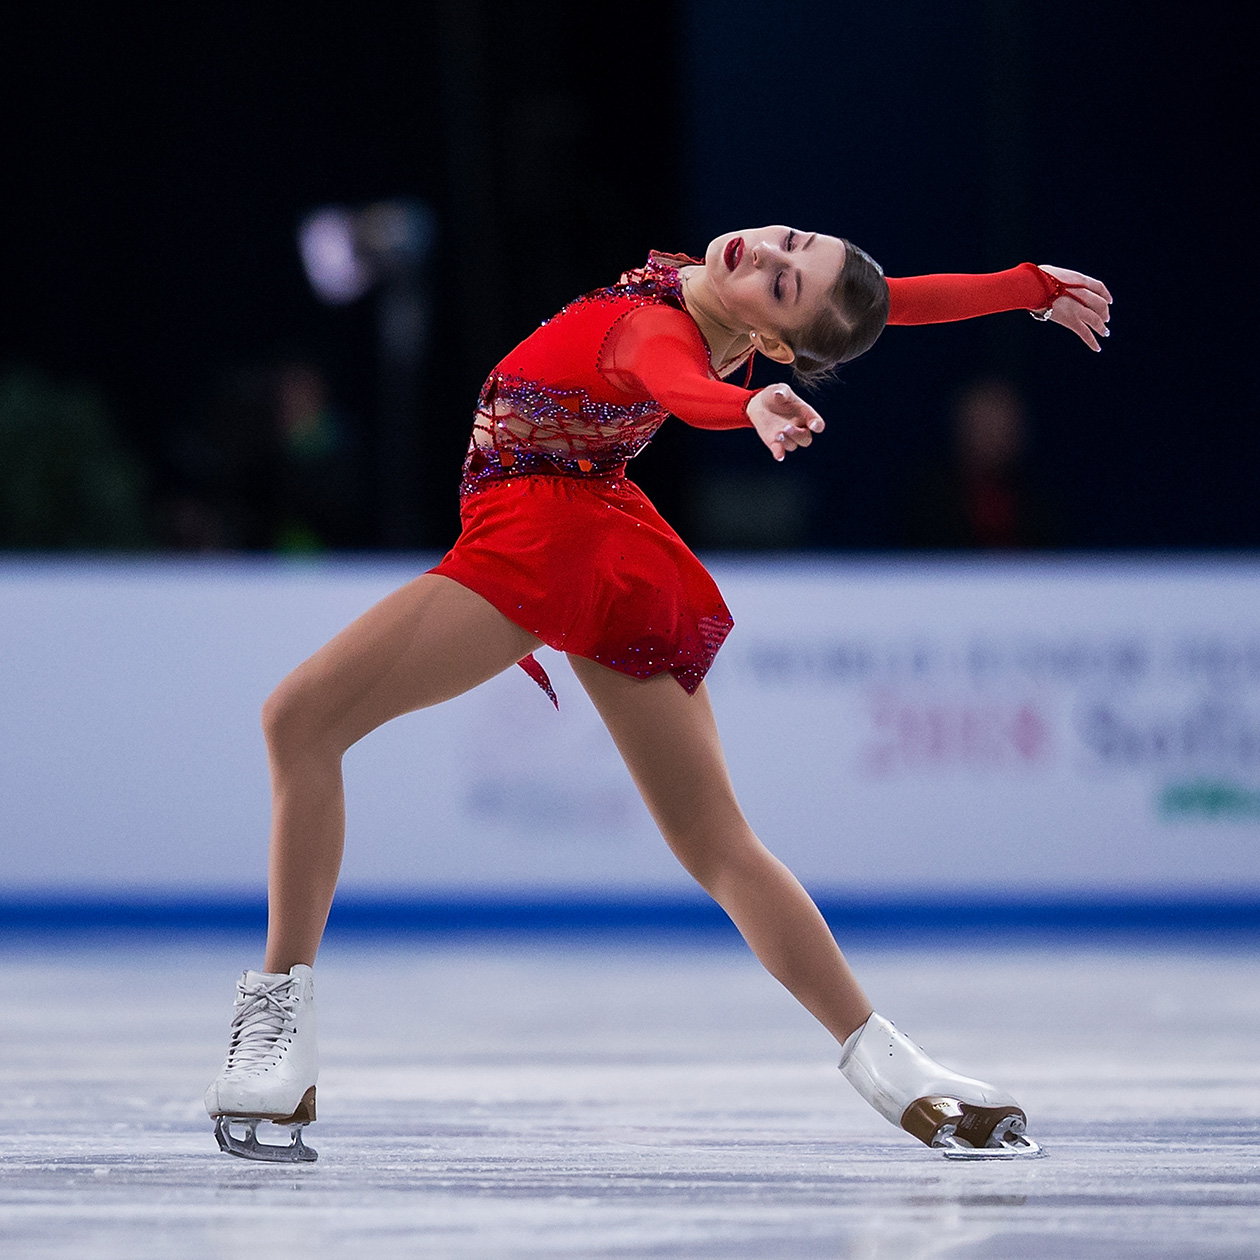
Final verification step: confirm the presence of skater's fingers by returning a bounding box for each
[1083,307,1110,338]
[1071,287,1111,323]
[751,390,823,460]
[1049,297,1109,351]
[767,386,824,429]
[774,423,813,451]
[1074,272,1113,306]
[1068,319,1102,352]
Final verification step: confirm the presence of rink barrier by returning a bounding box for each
[7,556,1260,897]
[1,894,1259,939]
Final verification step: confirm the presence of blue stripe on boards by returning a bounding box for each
[2,895,1260,939]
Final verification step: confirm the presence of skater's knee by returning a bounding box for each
[261,673,338,758]
[260,680,302,752]
[662,806,762,894]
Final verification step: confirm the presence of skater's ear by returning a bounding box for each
[749,330,795,365]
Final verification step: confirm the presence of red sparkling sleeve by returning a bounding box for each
[886,263,1066,325]
[601,305,754,430]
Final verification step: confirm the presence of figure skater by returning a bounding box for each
[205,227,1111,1162]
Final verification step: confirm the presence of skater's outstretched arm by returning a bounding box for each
[887,264,1113,350]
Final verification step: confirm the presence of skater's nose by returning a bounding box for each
[751,240,787,270]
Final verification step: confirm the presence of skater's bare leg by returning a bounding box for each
[568,657,872,1044]
[262,574,541,972]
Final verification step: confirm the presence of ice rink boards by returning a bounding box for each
[1,936,1258,1258]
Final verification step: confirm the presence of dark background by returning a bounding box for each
[2,2,1254,553]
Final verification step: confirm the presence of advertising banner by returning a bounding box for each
[1,558,1257,898]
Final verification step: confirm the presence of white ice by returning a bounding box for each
[1,937,1258,1258]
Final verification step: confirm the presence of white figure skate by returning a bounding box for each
[840,1013,1042,1159]
[205,964,319,1163]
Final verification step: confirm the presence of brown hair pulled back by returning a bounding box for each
[790,239,890,388]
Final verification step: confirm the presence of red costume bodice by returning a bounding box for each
[460,254,1069,498]
[461,253,752,497]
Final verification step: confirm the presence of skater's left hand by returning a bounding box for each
[1037,265,1113,352]
[748,384,825,462]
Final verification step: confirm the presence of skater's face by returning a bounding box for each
[703,225,847,362]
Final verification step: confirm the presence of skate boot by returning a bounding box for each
[204,964,319,1162]
[840,1013,1041,1159]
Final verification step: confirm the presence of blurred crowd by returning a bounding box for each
[901,377,1059,550]
[160,360,365,552]
[0,369,150,550]
[0,361,366,554]
[1,361,1065,555]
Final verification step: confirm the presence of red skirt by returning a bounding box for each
[429,473,733,696]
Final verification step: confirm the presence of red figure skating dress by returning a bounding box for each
[431,254,1069,701]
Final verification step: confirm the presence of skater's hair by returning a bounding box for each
[789,240,890,389]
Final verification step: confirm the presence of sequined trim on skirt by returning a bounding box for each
[429,473,733,703]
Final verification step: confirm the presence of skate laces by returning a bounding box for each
[224,975,300,1072]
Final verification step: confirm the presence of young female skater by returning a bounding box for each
[206,227,1111,1162]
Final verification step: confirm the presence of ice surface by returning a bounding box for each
[1,937,1258,1258]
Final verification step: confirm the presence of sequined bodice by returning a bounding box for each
[461,254,750,497]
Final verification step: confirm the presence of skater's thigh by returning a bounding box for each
[566,656,746,851]
[271,574,542,749]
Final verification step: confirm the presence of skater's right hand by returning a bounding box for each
[747,384,825,462]
[1036,265,1113,352]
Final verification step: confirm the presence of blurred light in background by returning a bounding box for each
[298,208,372,305]
[298,200,436,548]
[298,201,435,306]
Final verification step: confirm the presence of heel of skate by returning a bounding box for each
[902,1095,1043,1160]
[212,1086,318,1163]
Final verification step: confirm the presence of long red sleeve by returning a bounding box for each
[600,305,754,430]
[886,263,1061,325]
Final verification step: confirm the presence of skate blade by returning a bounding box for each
[214,1116,318,1163]
[936,1132,1043,1160]
[903,1096,1041,1159]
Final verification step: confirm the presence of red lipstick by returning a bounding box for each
[723,236,744,272]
